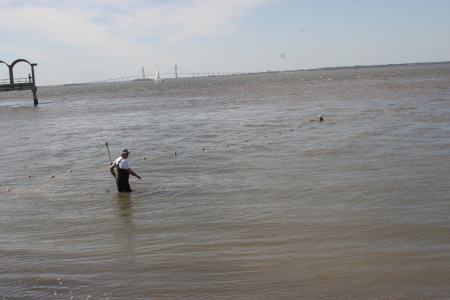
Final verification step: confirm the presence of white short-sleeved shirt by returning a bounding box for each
[112,157,130,169]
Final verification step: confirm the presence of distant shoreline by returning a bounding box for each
[296,60,450,72]
[53,61,450,87]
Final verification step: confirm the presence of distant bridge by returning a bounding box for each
[83,65,242,85]
[0,59,38,105]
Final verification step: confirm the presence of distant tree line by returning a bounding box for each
[312,61,450,71]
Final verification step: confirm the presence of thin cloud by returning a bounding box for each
[0,0,280,48]
[0,7,106,47]
[113,0,279,44]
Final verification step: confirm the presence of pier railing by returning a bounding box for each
[0,78,34,90]
[1,77,30,84]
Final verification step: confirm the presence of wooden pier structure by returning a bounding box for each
[0,59,38,105]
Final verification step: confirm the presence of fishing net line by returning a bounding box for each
[2,145,109,194]
[2,115,322,195]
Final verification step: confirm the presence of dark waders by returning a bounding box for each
[116,159,132,192]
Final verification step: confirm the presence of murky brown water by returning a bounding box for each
[1,64,449,299]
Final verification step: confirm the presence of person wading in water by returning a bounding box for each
[110,148,141,192]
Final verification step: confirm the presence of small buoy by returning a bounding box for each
[245,140,249,142]
[173,152,177,155]
[142,157,146,160]
[226,144,229,147]
[69,169,73,173]
[6,188,10,192]
[28,175,31,178]
[264,136,267,138]
[202,148,205,151]
[50,175,54,178]
[279,132,282,135]
[290,129,293,131]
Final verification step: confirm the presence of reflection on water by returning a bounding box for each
[117,192,133,218]
[114,193,135,251]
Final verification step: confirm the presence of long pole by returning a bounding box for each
[106,142,112,165]
[106,142,117,181]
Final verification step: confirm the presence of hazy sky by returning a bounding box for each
[1,0,449,86]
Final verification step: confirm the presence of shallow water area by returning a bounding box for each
[1,64,449,299]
